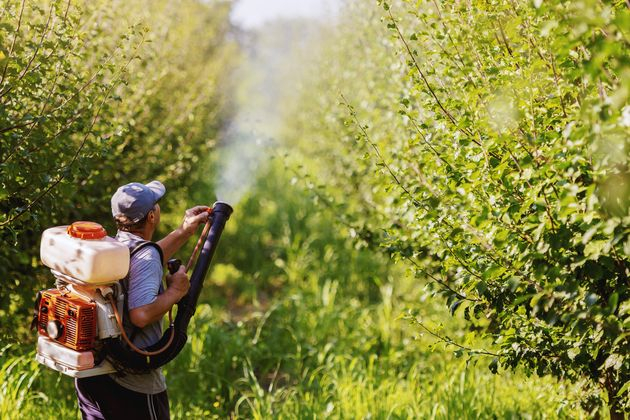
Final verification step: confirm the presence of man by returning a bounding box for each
[75,180,209,420]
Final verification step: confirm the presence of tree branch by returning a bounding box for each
[387,9,472,138]
[410,316,498,357]
[0,34,146,228]
[0,2,55,99]
[340,93,424,209]
[0,0,26,87]
[404,256,479,302]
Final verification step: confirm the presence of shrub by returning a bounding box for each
[0,0,236,343]
[290,0,629,416]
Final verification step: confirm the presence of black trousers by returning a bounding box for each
[75,375,169,420]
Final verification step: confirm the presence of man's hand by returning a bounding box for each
[157,204,211,264]
[166,265,190,300]
[181,205,211,236]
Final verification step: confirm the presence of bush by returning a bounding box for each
[0,0,236,343]
[289,0,629,416]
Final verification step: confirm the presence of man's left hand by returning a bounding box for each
[181,205,210,236]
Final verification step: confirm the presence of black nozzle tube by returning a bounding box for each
[104,201,233,372]
[175,201,232,331]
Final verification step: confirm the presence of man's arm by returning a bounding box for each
[157,206,210,263]
[129,266,189,328]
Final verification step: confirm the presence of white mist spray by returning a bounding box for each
[213,18,327,206]
[214,127,271,205]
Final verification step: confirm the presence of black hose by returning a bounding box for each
[104,201,233,371]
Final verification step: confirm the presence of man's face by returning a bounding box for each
[143,203,161,240]
[152,203,161,227]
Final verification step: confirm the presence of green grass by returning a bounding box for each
[0,169,591,419]
[164,273,586,419]
[1,276,586,419]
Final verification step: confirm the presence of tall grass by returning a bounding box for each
[1,165,589,419]
[0,345,76,418]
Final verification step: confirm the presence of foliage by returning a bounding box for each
[287,0,629,416]
[0,0,623,417]
[0,0,237,343]
[0,165,587,418]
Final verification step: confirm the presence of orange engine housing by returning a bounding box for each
[37,289,96,351]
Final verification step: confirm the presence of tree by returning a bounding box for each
[0,0,237,343]
[289,0,629,416]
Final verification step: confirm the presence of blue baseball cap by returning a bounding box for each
[111,181,166,223]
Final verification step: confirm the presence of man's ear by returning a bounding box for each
[147,210,155,224]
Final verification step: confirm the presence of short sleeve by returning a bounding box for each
[127,246,164,310]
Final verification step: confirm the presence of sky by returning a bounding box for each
[230,0,339,29]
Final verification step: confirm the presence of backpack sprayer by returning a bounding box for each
[33,201,233,377]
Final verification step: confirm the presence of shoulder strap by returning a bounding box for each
[130,241,164,265]
[121,241,164,291]
[120,240,164,343]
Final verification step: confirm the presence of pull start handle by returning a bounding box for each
[167,259,182,275]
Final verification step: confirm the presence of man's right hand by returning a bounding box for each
[166,265,190,300]
[181,206,211,236]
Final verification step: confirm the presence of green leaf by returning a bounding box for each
[489,357,499,374]
[507,276,521,292]
[617,381,630,397]
[608,293,619,311]
[603,354,623,371]
[583,240,608,260]
[567,347,580,361]
[449,300,463,316]
[483,265,506,280]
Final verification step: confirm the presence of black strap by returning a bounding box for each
[120,241,164,343]
[30,291,43,331]
[121,241,164,290]
[130,241,164,266]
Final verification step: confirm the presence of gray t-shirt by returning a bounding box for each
[110,231,167,394]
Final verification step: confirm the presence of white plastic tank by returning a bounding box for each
[40,222,130,285]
